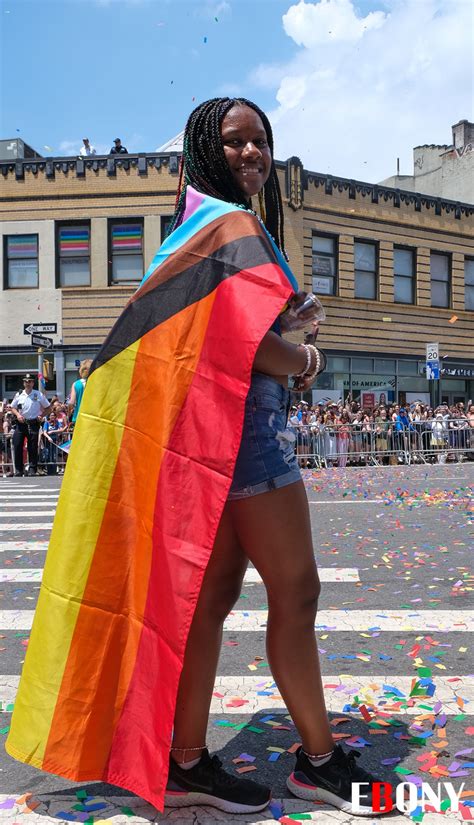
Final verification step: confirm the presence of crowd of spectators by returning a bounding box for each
[0,360,92,477]
[1,398,72,476]
[288,398,474,468]
[2,389,473,476]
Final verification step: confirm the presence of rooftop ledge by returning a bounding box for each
[1,151,472,219]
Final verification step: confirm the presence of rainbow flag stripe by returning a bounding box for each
[7,235,38,258]
[6,188,297,811]
[59,227,90,256]
[112,223,143,251]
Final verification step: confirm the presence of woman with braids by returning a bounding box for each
[7,98,386,818]
[163,98,385,817]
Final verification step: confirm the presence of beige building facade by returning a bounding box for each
[380,119,474,205]
[0,147,473,407]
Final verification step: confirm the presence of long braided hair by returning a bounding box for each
[166,97,286,253]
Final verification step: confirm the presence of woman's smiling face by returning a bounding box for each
[221,104,272,198]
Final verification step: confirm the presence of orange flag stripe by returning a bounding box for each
[41,292,216,777]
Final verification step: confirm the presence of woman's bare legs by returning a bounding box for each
[172,503,248,760]
[229,480,334,754]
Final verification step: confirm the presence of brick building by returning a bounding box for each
[0,146,473,407]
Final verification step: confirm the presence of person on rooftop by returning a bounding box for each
[109,137,128,154]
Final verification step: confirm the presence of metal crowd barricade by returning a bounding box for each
[288,419,474,467]
[1,426,72,476]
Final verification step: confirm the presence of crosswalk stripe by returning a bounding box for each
[0,498,59,504]
[223,610,473,632]
[0,569,42,582]
[0,542,48,553]
[309,500,385,504]
[244,567,360,583]
[1,674,471,716]
[0,484,42,489]
[0,524,53,532]
[0,511,56,518]
[211,674,474,715]
[0,567,360,584]
[1,609,471,632]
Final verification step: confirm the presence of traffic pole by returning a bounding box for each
[37,347,44,390]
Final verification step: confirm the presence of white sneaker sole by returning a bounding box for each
[287,774,386,817]
[164,790,271,814]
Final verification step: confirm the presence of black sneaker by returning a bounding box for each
[287,745,392,816]
[165,749,271,814]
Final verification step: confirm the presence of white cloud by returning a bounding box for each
[58,140,81,155]
[254,0,473,183]
[193,0,231,20]
[215,81,245,98]
[276,75,307,109]
[282,0,387,46]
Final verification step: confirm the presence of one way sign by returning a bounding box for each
[24,322,57,335]
[31,334,53,349]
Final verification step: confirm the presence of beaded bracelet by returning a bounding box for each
[295,344,322,381]
[294,344,312,378]
[304,344,321,381]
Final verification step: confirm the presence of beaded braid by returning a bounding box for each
[165,97,286,254]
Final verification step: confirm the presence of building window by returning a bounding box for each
[465,257,474,311]
[4,234,39,288]
[397,359,419,376]
[351,357,374,373]
[394,247,415,304]
[312,234,337,295]
[354,241,377,300]
[57,224,90,287]
[430,252,451,308]
[109,220,144,283]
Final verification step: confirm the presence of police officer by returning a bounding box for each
[10,375,51,476]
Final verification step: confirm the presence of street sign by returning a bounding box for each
[31,334,53,349]
[426,361,440,380]
[426,342,439,362]
[426,342,440,381]
[24,323,57,335]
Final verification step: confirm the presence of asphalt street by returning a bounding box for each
[0,463,472,824]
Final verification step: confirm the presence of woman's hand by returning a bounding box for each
[292,373,315,392]
[304,321,320,345]
[280,292,322,333]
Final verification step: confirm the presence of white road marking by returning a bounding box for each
[223,610,473,633]
[0,523,53,532]
[1,609,471,632]
[309,500,385,504]
[244,567,359,584]
[0,569,42,582]
[0,497,59,503]
[0,484,42,489]
[211,674,474,715]
[0,675,471,718]
[0,567,361,584]
[0,512,56,518]
[0,542,48,553]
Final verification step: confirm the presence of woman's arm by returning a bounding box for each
[253,330,309,377]
[68,383,77,418]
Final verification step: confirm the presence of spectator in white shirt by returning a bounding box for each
[10,375,51,476]
[79,138,96,157]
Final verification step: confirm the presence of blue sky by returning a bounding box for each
[1,0,471,183]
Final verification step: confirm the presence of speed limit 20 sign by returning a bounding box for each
[426,342,439,362]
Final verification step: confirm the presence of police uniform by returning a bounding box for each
[11,379,49,475]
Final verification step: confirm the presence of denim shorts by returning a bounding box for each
[228,372,302,500]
